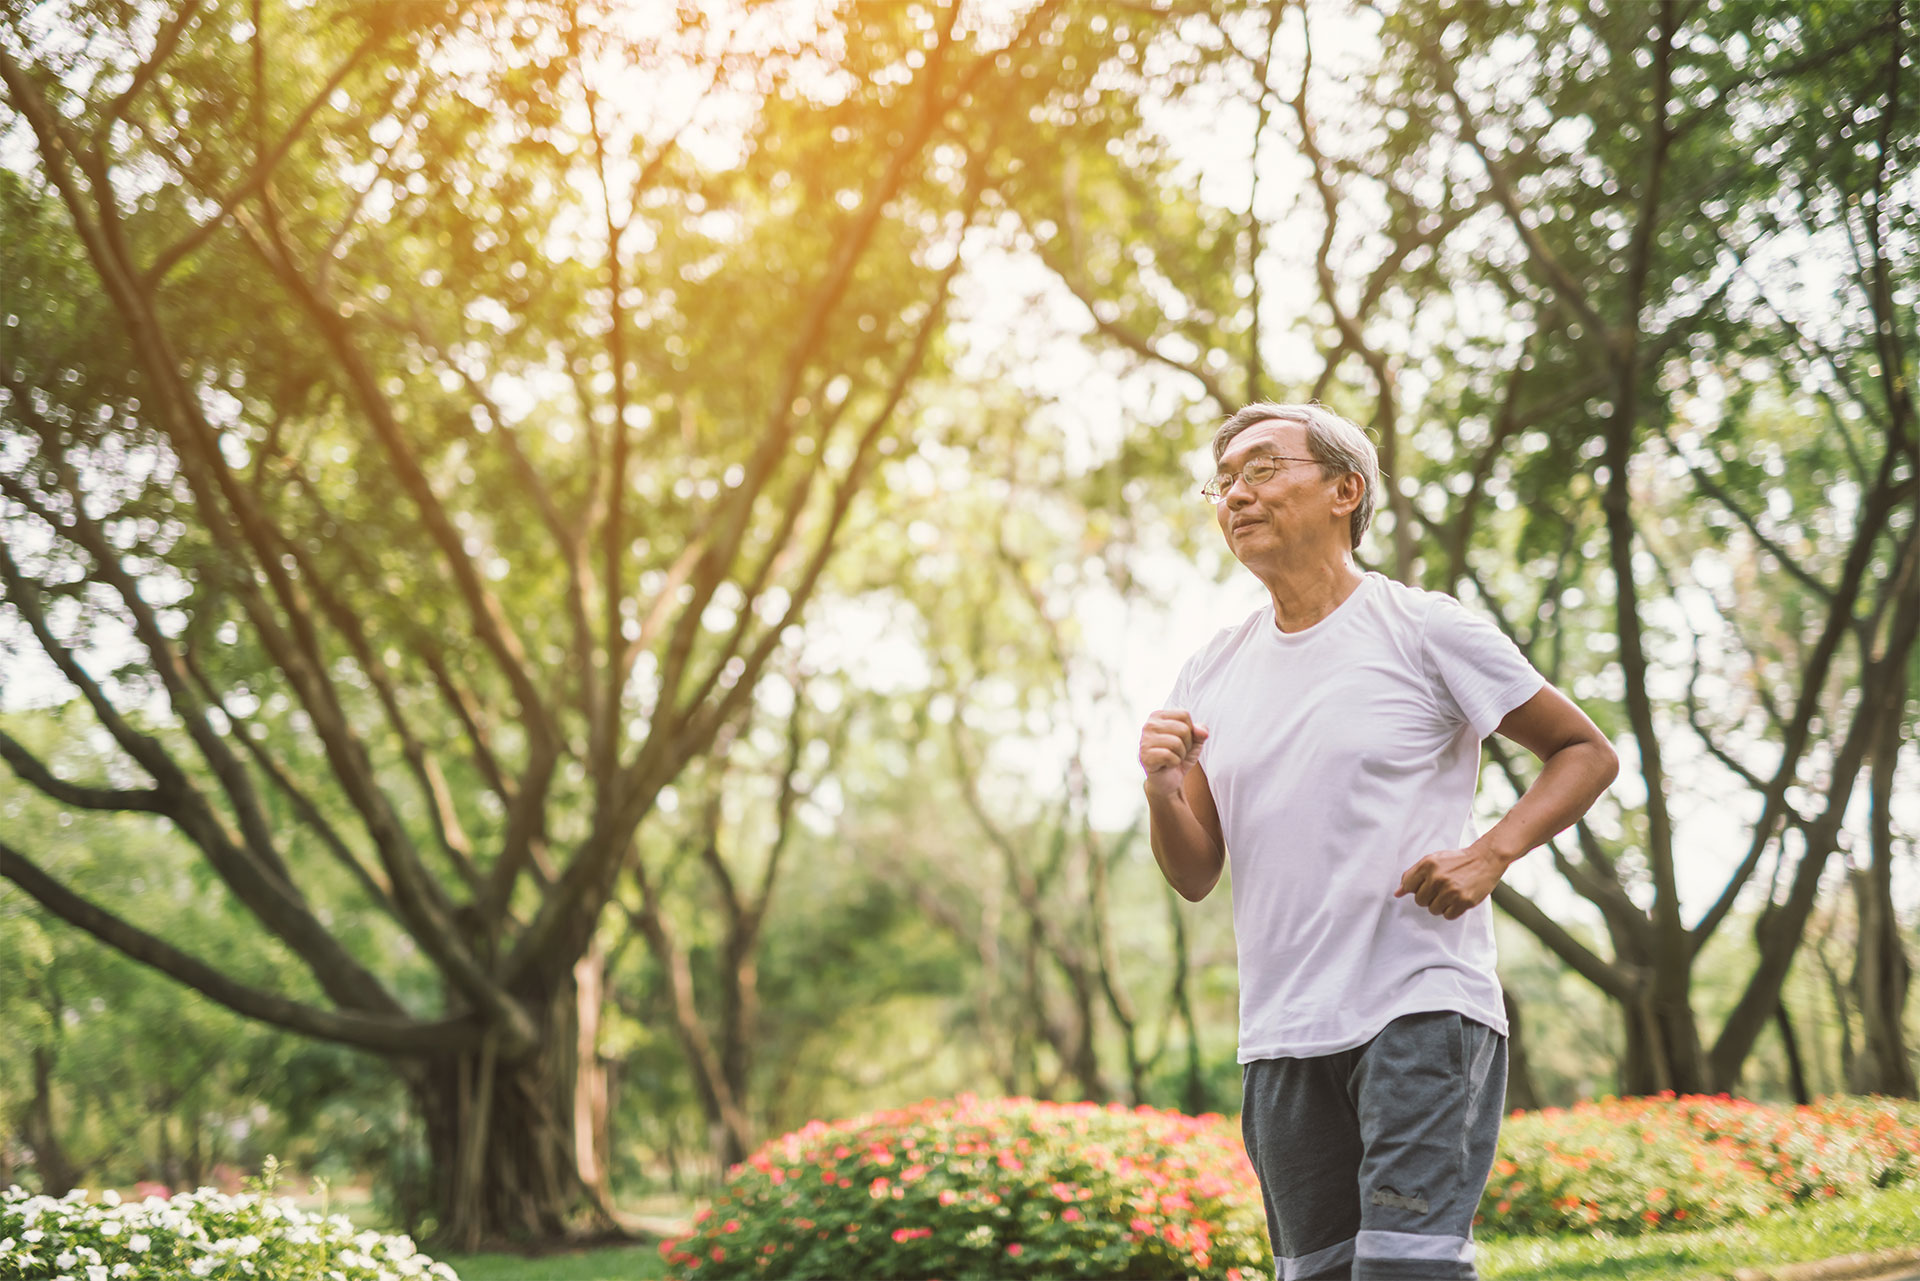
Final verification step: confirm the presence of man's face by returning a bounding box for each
[1212,419,1342,562]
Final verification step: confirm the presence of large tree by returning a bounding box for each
[0,0,1120,1243]
[1005,0,1919,1095]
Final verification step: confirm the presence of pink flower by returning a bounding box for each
[722,1219,741,1234]
[1006,1243,1024,1258]
[1061,1208,1082,1222]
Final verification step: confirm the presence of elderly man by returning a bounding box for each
[1139,403,1617,1281]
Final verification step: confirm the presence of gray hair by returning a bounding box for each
[1212,402,1378,549]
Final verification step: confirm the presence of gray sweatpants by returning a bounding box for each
[1240,1010,1506,1281]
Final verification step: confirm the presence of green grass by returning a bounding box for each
[1480,1182,1920,1280]
[439,1241,668,1281]
[435,1186,1920,1280]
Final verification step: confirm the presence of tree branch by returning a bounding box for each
[0,842,476,1055]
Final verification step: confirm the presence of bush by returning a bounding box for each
[1672,1094,1920,1200]
[658,1095,1271,1280]
[1479,1093,1920,1236]
[0,1183,456,1280]
[657,1091,1920,1278]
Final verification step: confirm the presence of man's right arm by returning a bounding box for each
[1139,709,1226,902]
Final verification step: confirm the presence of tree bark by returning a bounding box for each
[572,943,615,1206]
[16,1046,81,1198]
[410,984,613,1251]
[1502,990,1543,1112]
[1851,661,1917,1096]
[1776,1001,1812,1105]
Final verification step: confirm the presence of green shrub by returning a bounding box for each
[0,1183,455,1280]
[658,1095,1270,1280]
[1479,1093,1920,1236]
[658,1090,1920,1278]
[1672,1094,1920,1199]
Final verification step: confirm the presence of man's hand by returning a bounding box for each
[1395,844,1509,920]
[1139,709,1208,800]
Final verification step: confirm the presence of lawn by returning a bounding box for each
[441,1241,669,1281]
[1478,1182,1920,1280]
[438,1183,1920,1280]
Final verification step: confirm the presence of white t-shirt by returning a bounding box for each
[1165,572,1545,1062]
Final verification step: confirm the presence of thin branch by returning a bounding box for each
[0,731,165,813]
[1490,882,1635,1001]
[1035,238,1233,410]
[142,25,388,287]
[0,842,475,1055]
[100,0,208,124]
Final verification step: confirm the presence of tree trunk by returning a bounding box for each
[1618,982,1709,1096]
[573,944,615,1204]
[1851,662,1917,1097]
[1775,1000,1811,1105]
[16,1046,80,1197]
[412,986,613,1250]
[1502,989,1543,1112]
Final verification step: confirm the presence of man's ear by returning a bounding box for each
[1330,471,1364,517]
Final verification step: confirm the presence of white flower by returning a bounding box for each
[57,1250,77,1268]
[99,1221,121,1236]
[24,1229,44,1243]
[114,1267,134,1279]
[188,1257,215,1277]
[129,1234,151,1253]
[87,1266,108,1281]
[0,1237,13,1254]
[101,1190,120,1208]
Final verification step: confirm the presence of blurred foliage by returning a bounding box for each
[1,0,1916,1237]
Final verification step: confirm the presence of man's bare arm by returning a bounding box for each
[1397,684,1618,919]
[1140,709,1226,902]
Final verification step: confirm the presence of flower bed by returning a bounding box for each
[659,1095,1271,1279]
[0,1185,455,1280]
[1477,1093,1920,1235]
[662,1092,1920,1276]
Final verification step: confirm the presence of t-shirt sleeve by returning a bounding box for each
[1421,595,1547,741]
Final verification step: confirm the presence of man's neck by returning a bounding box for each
[1259,557,1365,633]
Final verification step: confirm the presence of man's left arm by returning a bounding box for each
[1397,684,1620,920]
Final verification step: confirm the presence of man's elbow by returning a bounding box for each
[1176,877,1217,904]
[1175,858,1223,902]
[1589,736,1621,793]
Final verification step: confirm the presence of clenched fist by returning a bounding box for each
[1139,709,1209,800]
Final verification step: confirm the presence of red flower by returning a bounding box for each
[1006,1243,1024,1258]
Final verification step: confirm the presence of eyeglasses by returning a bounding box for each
[1201,455,1317,501]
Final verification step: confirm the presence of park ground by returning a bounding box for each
[437,1181,1920,1281]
